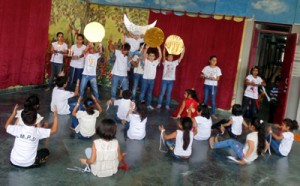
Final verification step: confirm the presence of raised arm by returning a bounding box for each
[74,79,80,96]
[157,46,162,62]
[108,35,115,53]
[91,95,102,113]
[72,97,82,117]
[50,105,59,135]
[162,46,166,62]
[143,45,149,62]
[178,47,185,63]
[159,125,177,140]
[5,104,18,129]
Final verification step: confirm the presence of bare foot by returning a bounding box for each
[214,135,219,143]
[209,137,215,149]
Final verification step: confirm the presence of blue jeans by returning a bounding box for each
[68,67,83,90]
[111,75,128,99]
[157,80,174,106]
[266,134,284,156]
[139,78,155,106]
[80,75,99,99]
[48,62,63,88]
[213,139,244,159]
[203,84,217,114]
[165,140,181,159]
[242,96,258,119]
[132,73,143,100]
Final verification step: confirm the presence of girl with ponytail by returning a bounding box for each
[159,117,197,159]
[267,118,299,156]
[209,118,266,165]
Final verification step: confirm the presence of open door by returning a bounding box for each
[273,33,298,124]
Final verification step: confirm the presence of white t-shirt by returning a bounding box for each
[70,44,86,68]
[133,57,144,75]
[50,87,75,115]
[162,60,179,80]
[7,125,51,167]
[125,37,144,52]
[202,66,222,86]
[50,42,68,64]
[231,116,244,136]
[82,53,100,76]
[15,109,43,126]
[111,50,128,77]
[193,116,212,140]
[114,99,132,120]
[243,132,258,162]
[279,132,294,156]
[127,114,147,140]
[143,59,159,79]
[75,110,100,137]
[244,75,263,99]
[174,130,194,157]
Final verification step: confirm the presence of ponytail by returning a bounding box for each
[181,117,193,150]
[251,118,266,155]
[283,118,299,131]
[136,102,147,121]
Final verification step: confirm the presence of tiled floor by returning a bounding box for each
[0,87,300,186]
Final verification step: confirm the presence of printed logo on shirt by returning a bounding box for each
[88,57,95,67]
[18,134,36,142]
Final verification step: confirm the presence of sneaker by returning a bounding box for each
[147,105,154,110]
[165,106,170,110]
[156,105,162,109]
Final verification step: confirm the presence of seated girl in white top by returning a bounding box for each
[125,102,148,140]
[211,104,248,139]
[71,95,102,139]
[80,119,125,178]
[267,118,299,157]
[15,94,44,126]
[209,118,267,165]
[191,104,212,140]
[106,90,135,124]
[159,117,197,159]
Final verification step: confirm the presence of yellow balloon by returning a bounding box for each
[84,22,105,42]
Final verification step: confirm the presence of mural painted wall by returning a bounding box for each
[47,0,149,86]
[90,0,300,24]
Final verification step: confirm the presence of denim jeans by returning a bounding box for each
[203,84,217,114]
[157,80,174,106]
[213,139,244,159]
[139,78,155,106]
[48,62,63,88]
[68,67,83,90]
[111,75,128,99]
[165,140,181,159]
[80,75,99,99]
[242,96,258,119]
[132,73,143,100]
[211,119,238,139]
[266,134,283,156]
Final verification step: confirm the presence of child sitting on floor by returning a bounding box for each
[107,90,135,124]
[266,118,299,157]
[173,89,199,119]
[5,104,59,168]
[192,104,212,141]
[80,119,125,177]
[211,104,248,139]
[71,95,102,139]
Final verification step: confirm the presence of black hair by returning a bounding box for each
[136,102,148,121]
[232,104,243,116]
[139,42,145,48]
[56,76,68,87]
[77,34,84,44]
[96,119,117,140]
[24,94,40,110]
[122,90,132,100]
[185,89,199,102]
[209,55,217,60]
[84,97,95,115]
[197,104,211,119]
[123,43,131,51]
[21,108,37,125]
[250,66,259,75]
[283,118,299,131]
[147,48,156,55]
[251,118,266,156]
[56,32,63,37]
[181,117,193,150]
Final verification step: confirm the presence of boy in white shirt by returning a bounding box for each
[45,32,68,91]
[157,46,185,110]
[131,43,145,100]
[50,73,79,115]
[139,45,162,110]
[79,43,102,100]
[5,105,59,168]
[109,36,131,101]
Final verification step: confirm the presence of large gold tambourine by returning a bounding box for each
[144,27,164,48]
[165,35,184,55]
